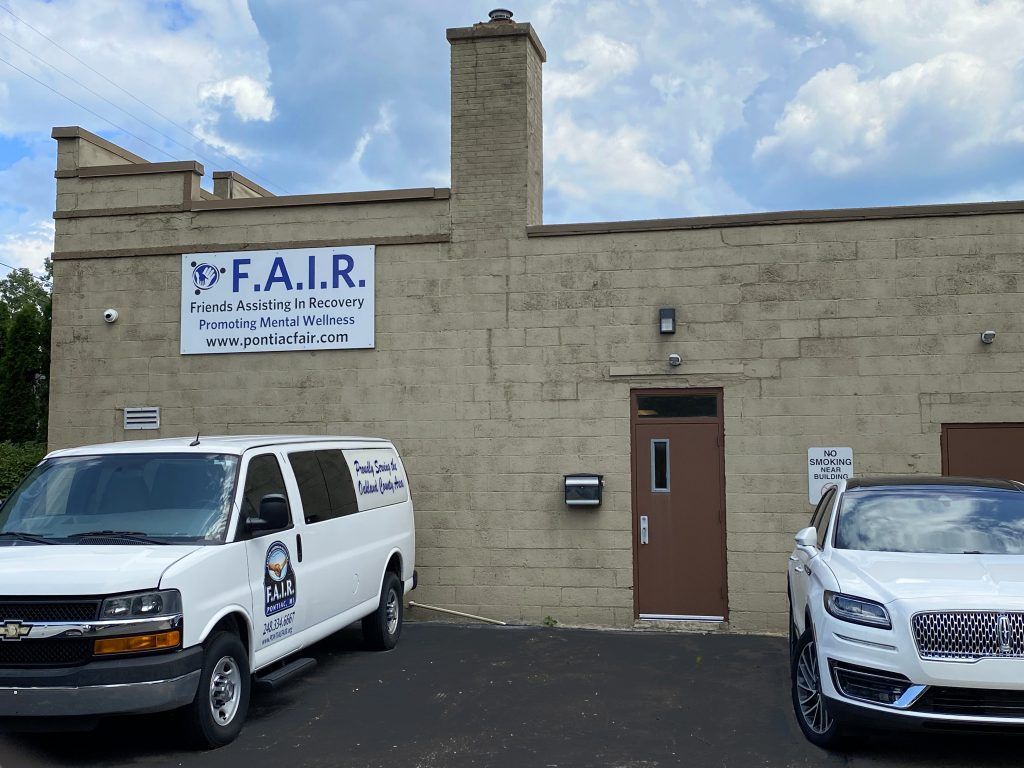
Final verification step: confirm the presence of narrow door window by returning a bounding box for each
[651,440,670,492]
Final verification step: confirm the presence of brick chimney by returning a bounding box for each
[447,9,546,241]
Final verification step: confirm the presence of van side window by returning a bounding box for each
[289,452,332,524]
[316,450,359,518]
[240,454,291,538]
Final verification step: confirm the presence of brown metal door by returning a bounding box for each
[943,424,1024,482]
[632,390,727,620]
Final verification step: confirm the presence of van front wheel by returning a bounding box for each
[363,572,403,651]
[183,631,251,749]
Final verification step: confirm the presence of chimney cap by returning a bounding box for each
[488,8,514,22]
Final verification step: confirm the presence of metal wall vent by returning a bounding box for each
[124,407,160,430]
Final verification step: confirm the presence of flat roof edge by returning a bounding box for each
[191,187,451,211]
[527,200,1024,237]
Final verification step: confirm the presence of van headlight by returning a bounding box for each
[824,591,892,630]
[100,589,181,619]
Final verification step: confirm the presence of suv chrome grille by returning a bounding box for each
[913,611,1024,661]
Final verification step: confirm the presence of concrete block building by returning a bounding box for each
[47,11,1024,632]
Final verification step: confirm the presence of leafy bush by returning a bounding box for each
[0,442,46,498]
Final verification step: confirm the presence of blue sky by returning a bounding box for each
[2,0,1024,275]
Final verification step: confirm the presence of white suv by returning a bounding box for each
[788,476,1024,746]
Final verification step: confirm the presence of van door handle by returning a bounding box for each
[296,533,303,563]
[640,516,649,545]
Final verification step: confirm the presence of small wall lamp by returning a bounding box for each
[659,308,676,335]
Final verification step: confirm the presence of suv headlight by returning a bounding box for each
[100,589,181,619]
[825,591,892,629]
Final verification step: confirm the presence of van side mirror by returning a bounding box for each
[795,526,817,549]
[247,494,289,532]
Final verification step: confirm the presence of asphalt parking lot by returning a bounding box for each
[1,620,1023,767]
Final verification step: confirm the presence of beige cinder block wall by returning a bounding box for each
[48,13,1024,632]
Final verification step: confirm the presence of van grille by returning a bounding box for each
[0,599,100,623]
[913,611,1024,661]
[0,638,93,667]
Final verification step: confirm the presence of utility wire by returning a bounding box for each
[0,28,232,175]
[0,259,49,282]
[0,52,177,161]
[0,2,291,194]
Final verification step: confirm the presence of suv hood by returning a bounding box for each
[0,545,202,596]
[828,549,1024,603]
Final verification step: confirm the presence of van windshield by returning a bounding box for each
[0,453,238,544]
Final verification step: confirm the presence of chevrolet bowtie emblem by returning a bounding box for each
[1,621,30,641]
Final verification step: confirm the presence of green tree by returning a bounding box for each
[0,304,44,443]
[37,295,51,442]
[0,266,50,319]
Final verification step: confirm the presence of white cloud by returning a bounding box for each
[0,220,53,274]
[0,0,273,162]
[757,0,1024,175]
[547,33,639,101]
[805,0,1024,67]
[547,113,692,200]
[349,103,394,166]
[199,75,274,122]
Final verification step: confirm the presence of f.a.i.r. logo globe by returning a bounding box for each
[191,262,224,295]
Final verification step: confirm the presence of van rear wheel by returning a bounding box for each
[363,572,403,651]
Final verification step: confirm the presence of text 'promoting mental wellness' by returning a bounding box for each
[180,245,375,354]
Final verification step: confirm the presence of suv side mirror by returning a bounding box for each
[795,526,817,549]
[247,494,289,533]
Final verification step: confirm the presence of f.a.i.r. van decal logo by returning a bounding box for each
[191,262,225,294]
[264,541,297,616]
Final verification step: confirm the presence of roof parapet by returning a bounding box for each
[212,170,274,199]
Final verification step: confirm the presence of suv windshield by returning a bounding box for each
[0,453,238,544]
[835,487,1024,554]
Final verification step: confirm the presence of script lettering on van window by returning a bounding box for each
[180,246,375,355]
[352,457,407,498]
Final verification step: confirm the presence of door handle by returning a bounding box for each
[793,565,804,573]
[788,555,799,562]
[296,533,303,563]
[640,516,649,545]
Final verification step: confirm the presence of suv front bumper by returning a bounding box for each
[0,646,202,717]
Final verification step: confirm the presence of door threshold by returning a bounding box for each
[639,614,724,622]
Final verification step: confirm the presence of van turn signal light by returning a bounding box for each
[94,630,181,655]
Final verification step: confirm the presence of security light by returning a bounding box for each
[659,308,676,335]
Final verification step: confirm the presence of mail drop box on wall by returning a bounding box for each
[564,473,604,508]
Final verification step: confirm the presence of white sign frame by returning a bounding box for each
[807,447,854,504]
[180,245,374,354]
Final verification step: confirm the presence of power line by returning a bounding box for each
[0,52,177,161]
[0,2,291,194]
[0,28,232,175]
[0,260,48,282]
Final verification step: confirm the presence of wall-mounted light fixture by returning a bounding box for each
[981,330,996,345]
[659,308,676,335]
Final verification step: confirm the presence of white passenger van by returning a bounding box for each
[0,435,416,748]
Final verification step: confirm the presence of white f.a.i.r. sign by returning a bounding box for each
[807,447,854,503]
